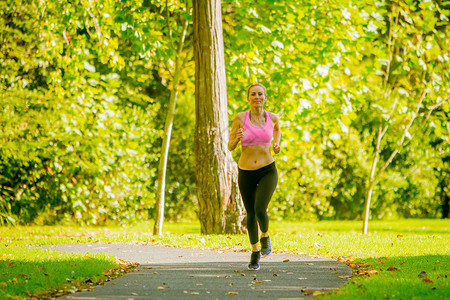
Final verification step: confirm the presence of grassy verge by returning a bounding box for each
[1,219,448,299]
[0,247,137,299]
[0,246,137,299]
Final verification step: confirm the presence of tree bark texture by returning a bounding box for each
[193,0,244,234]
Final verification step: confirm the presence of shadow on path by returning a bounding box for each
[42,243,352,299]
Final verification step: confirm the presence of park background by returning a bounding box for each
[1,0,448,229]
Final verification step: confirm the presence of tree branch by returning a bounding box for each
[408,96,448,141]
[373,89,428,184]
[384,8,400,87]
[166,0,173,46]
[428,98,448,111]
[80,0,101,41]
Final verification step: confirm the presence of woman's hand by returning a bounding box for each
[273,142,281,154]
[235,127,244,142]
[228,114,245,151]
[228,128,243,151]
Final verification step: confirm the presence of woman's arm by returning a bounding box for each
[272,113,281,154]
[228,114,244,151]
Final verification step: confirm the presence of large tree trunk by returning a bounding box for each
[193,0,244,234]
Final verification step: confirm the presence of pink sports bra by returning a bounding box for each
[241,111,274,146]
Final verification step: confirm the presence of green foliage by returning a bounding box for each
[0,0,164,225]
[224,0,449,220]
[0,0,449,225]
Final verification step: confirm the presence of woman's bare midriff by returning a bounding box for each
[238,144,274,170]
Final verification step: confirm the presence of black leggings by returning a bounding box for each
[238,162,278,245]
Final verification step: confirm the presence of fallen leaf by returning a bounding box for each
[131,292,138,296]
[229,283,233,286]
[305,290,314,296]
[422,278,434,284]
[227,291,239,295]
[283,259,290,263]
[313,291,323,295]
[273,273,278,277]
[357,269,378,276]
[349,263,357,269]
[397,234,403,238]
[339,275,352,279]
[190,291,200,295]
[400,261,407,265]
[418,271,427,278]
[157,286,164,290]
[301,288,307,292]
[387,267,399,271]
[332,256,353,262]
[143,267,153,269]
[298,277,307,280]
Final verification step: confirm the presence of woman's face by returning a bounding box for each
[247,86,266,108]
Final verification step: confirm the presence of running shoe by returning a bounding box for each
[260,236,272,256]
[248,251,261,270]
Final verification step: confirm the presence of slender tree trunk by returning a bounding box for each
[363,123,384,234]
[153,19,189,236]
[362,91,427,234]
[363,184,374,235]
[193,0,243,234]
[362,7,397,235]
[441,170,450,219]
[153,85,177,235]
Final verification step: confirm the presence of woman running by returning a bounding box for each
[228,83,281,270]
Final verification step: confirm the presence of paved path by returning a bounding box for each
[42,243,352,299]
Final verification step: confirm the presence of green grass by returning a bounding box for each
[0,247,126,299]
[1,219,449,299]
